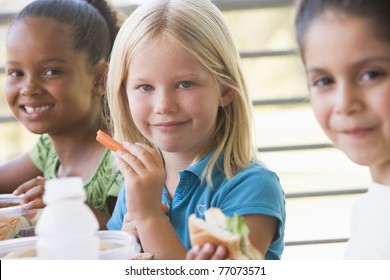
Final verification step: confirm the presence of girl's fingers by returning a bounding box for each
[192,243,216,260]
[122,214,140,241]
[211,245,228,260]
[115,155,137,177]
[22,198,45,210]
[136,143,164,168]
[22,184,45,205]
[13,176,45,196]
[186,243,228,260]
[186,245,200,260]
[123,142,163,169]
[116,150,149,176]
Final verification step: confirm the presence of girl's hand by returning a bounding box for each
[122,212,139,241]
[186,243,228,260]
[12,176,46,209]
[116,142,166,219]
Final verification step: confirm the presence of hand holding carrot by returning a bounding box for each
[116,142,166,220]
[96,130,168,214]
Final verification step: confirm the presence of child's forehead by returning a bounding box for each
[307,9,385,38]
[13,16,70,33]
[303,10,379,47]
[7,17,77,52]
[6,18,89,64]
[134,37,194,61]
[302,11,390,70]
[139,34,180,50]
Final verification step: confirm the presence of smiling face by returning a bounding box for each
[125,41,233,160]
[302,11,390,179]
[5,17,101,135]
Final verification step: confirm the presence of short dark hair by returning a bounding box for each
[294,0,390,50]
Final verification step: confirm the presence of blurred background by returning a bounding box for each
[0,0,371,259]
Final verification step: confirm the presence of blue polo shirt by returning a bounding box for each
[108,152,286,259]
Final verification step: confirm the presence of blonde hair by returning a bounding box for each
[106,0,258,182]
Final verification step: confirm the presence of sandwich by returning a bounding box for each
[188,207,263,259]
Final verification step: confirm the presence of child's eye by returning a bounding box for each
[45,69,62,76]
[7,70,23,78]
[360,70,384,82]
[178,81,193,89]
[139,84,154,92]
[312,76,333,88]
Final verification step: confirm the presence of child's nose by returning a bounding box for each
[334,82,363,115]
[20,78,41,97]
[154,89,179,114]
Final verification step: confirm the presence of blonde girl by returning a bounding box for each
[107,0,285,260]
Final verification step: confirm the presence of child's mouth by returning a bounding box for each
[23,105,53,114]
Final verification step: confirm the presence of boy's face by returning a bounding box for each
[5,18,99,135]
[302,11,390,175]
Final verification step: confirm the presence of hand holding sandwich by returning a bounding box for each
[187,208,267,260]
[186,242,228,260]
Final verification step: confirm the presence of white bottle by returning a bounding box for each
[35,177,100,260]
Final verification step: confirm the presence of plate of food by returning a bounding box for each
[0,194,42,240]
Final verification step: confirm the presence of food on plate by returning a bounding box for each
[18,210,41,228]
[0,216,21,240]
[188,207,263,259]
[27,210,41,226]
[17,215,31,228]
[0,195,41,238]
[96,129,127,153]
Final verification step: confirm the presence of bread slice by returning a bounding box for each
[0,216,21,240]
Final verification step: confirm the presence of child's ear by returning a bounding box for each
[219,86,235,107]
[93,63,108,97]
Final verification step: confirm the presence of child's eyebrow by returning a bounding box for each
[305,66,325,75]
[127,73,203,82]
[5,60,19,66]
[352,56,390,67]
[5,58,67,66]
[177,73,203,79]
[306,56,390,74]
[40,58,68,64]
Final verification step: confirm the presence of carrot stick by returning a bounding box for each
[96,130,169,214]
[96,130,127,153]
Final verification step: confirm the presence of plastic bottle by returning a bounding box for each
[35,177,100,259]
